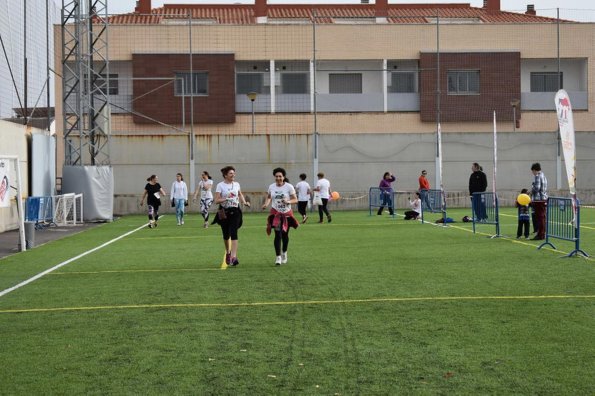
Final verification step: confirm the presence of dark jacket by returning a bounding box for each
[469,170,487,195]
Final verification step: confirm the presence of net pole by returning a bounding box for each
[492,111,497,205]
[437,123,446,222]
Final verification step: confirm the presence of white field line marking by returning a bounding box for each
[1,294,594,314]
[50,268,222,275]
[0,222,150,298]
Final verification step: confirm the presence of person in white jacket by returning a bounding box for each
[171,173,188,225]
[404,192,422,220]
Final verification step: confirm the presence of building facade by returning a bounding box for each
[54,0,595,212]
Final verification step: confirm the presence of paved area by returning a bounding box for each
[0,223,100,260]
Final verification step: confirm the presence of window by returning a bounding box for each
[236,73,264,95]
[84,74,118,95]
[389,72,416,93]
[531,72,563,92]
[281,73,308,94]
[329,73,362,94]
[447,70,480,95]
[174,72,208,96]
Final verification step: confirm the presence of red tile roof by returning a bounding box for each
[107,3,561,25]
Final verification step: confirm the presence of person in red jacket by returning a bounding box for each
[418,170,432,211]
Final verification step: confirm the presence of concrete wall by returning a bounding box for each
[0,120,28,232]
[111,131,595,215]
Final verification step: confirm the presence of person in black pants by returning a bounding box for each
[140,174,167,228]
[469,163,488,221]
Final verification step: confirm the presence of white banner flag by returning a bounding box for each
[555,89,576,196]
[0,159,10,208]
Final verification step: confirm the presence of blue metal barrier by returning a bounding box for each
[538,197,588,257]
[369,187,396,218]
[420,189,446,224]
[471,192,500,237]
[25,196,53,228]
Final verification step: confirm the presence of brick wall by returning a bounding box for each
[132,53,236,124]
[420,52,520,122]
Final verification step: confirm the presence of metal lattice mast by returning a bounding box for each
[62,0,110,166]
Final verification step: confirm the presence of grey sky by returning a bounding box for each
[107,1,594,21]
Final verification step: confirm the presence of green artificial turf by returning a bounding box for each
[0,209,593,394]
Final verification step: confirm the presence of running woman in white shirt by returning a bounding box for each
[213,166,250,267]
[294,173,311,224]
[262,167,299,265]
[193,171,213,228]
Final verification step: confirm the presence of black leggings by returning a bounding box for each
[318,198,330,220]
[147,204,160,220]
[274,230,289,255]
[219,209,242,241]
[297,201,308,217]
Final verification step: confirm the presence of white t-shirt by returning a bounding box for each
[316,178,331,199]
[216,181,241,208]
[198,179,213,200]
[410,198,421,214]
[268,182,295,213]
[295,180,311,202]
[170,181,188,200]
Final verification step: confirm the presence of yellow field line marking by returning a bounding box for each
[50,268,222,275]
[1,294,593,314]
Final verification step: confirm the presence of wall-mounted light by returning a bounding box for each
[510,98,520,132]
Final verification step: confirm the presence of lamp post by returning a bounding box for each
[510,99,520,132]
[247,92,257,134]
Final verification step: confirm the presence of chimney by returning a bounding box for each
[483,0,501,11]
[375,0,388,23]
[255,0,268,23]
[525,4,536,16]
[135,0,151,14]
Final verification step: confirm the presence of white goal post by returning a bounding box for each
[52,193,84,226]
[0,156,26,251]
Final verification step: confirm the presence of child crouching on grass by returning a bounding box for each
[516,188,530,239]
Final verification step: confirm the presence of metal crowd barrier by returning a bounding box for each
[538,197,588,258]
[471,192,500,237]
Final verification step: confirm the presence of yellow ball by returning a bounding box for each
[331,191,340,200]
[517,193,531,206]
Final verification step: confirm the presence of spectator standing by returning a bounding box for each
[530,163,548,240]
[418,169,432,211]
[170,173,188,226]
[295,173,311,223]
[516,188,531,239]
[469,163,488,221]
[377,172,396,216]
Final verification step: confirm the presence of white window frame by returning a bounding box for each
[174,71,209,97]
[447,70,480,95]
[530,72,563,92]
